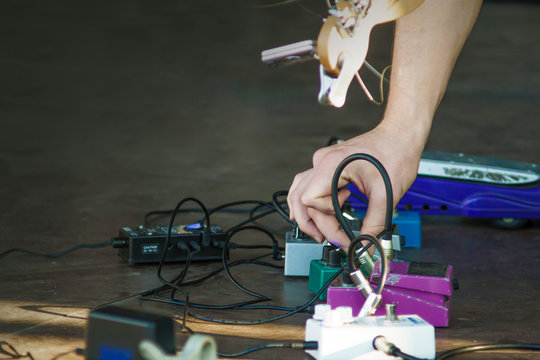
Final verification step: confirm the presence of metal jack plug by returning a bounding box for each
[350,269,372,298]
[350,269,382,317]
[381,234,394,261]
[358,292,382,318]
[356,248,375,275]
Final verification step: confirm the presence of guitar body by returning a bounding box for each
[317,0,424,107]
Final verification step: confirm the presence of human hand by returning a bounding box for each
[287,121,424,249]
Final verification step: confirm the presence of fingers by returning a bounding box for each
[359,186,388,237]
[307,207,351,248]
[294,207,325,243]
[287,173,302,222]
[287,168,352,246]
[337,188,351,209]
[302,151,351,211]
[301,188,350,215]
[288,161,387,247]
[287,170,325,242]
[288,128,417,251]
[289,142,392,249]
[287,169,312,222]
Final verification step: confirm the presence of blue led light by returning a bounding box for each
[185,222,202,230]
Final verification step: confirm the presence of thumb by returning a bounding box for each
[337,188,351,210]
[359,187,390,237]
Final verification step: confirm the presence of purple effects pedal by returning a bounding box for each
[327,261,456,327]
[349,151,540,224]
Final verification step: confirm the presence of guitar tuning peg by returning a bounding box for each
[352,0,371,12]
[328,8,344,19]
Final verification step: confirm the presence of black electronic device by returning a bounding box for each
[85,306,175,360]
[112,223,228,265]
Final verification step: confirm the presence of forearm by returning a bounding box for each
[288,0,482,243]
[382,0,482,146]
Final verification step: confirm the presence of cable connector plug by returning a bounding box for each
[373,336,399,356]
[355,249,375,275]
[358,292,382,318]
[188,240,202,252]
[373,336,430,360]
[212,238,225,248]
[272,242,284,261]
[301,305,315,315]
[110,237,128,248]
[201,227,212,247]
[350,269,373,298]
[176,241,189,252]
[272,249,284,261]
[379,231,394,261]
[295,341,318,350]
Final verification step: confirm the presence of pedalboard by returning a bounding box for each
[111,224,228,265]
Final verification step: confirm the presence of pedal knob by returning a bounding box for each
[336,306,353,323]
[323,310,344,328]
[321,245,332,264]
[328,250,341,268]
[313,304,331,321]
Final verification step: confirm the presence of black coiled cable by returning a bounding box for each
[330,153,393,295]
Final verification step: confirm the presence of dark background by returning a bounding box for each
[0,1,539,359]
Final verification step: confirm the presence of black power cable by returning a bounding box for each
[218,341,318,358]
[248,202,274,218]
[222,225,282,302]
[374,336,540,360]
[204,200,271,220]
[156,197,210,297]
[272,190,294,225]
[436,343,540,360]
[140,248,297,314]
[140,252,290,312]
[174,253,277,287]
[145,291,266,310]
[0,241,110,260]
[170,248,199,300]
[0,341,35,360]
[225,208,277,234]
[186,263,344,325]
[144,200,272,226]
[140,204,291,320]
